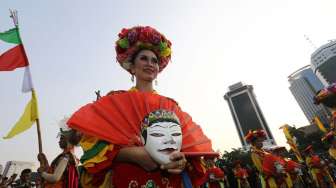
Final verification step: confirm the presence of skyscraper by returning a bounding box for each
[311,40,336,86]
[224,82,276,148]
[288,65,331,125]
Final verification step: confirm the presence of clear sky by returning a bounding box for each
[1,0,336,168]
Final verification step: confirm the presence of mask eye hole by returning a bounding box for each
[171,133,181,136]
[150,133,164,137]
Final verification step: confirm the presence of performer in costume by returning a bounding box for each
[200,158,226,188]
[322,131,336,161]
[303,145,336,188]
[233,160,251,188]
[285,160,304,188]
[67,26,215,187]
[245,130,292,188]
[314,83,336,130]
[37,118,80,188]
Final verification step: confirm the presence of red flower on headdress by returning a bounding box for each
[118,28,129,38]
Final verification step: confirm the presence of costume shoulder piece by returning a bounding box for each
[106,90,127,96]
[68,91,213,153]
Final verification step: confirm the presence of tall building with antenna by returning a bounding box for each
[288,65,331,125]
[311,40,336,86]
[224,82,276,149]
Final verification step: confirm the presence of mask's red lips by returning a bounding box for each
[158,148,176,154]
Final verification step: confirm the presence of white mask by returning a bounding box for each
[142,121,182,164]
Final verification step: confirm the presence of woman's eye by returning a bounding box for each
[140,56,148,61]
[150,133,164,137]
[171,133,181,136]
[151,58,158,64]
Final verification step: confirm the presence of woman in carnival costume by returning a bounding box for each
[303,145,336,188]
[37,118,80,188]
[67,26,215,187]
[245,129,292,188]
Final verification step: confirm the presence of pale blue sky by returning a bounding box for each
[1,0,336,168]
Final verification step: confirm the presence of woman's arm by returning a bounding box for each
[115,146,158,171]
[40,157,68,183]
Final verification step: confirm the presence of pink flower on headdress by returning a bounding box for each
[127,30,138,44]
[150,32,161,45]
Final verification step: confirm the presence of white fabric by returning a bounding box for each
[41,157,68,183]
[142,121,182,164]
[22,66,34,93]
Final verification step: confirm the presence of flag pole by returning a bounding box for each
[9,10,43,153]
[36,118,43,153]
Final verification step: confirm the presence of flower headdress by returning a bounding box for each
[244,129,266,143]
[314,83,336,108]
[115,26,172,73]
[141,109,180,132]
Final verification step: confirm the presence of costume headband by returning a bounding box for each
[141,109,180,133]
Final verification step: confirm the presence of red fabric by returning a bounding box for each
[208,167,225,178]
[111,162,182,187]
[68,91,213,153]
[188,158,208,186]
[0,44,28,71]
[310,155,322,167]
[285,160,300,173]
[235,168,249,179]
[262,154,286,176]
[66,165,78,188]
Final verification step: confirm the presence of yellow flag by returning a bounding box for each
[3,90,39,139]
[313,116,328,133]
[280,124,304,162]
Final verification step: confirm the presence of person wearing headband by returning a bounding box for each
[37,118,80,188]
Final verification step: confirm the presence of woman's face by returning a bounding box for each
[131,50,159,82]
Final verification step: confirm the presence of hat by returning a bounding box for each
[314,83,336,108]
[115,26,172,74]
[57,117,72,137]
[244,129,266,143]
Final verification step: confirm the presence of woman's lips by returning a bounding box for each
[143,67,155,74]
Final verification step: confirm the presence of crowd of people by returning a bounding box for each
[1,25,336,187]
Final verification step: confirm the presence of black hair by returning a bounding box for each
[21,169,31,175]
